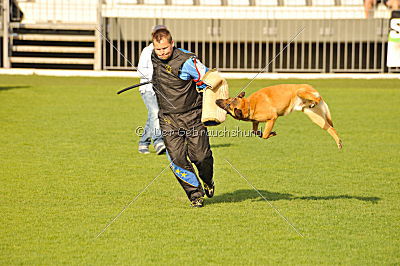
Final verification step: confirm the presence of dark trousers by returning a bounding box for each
[159,108,214,201]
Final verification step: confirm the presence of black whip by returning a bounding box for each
[117,81,152,94]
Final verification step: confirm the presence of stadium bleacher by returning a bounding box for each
[14,0,391,22]
[226,0,251,6]
[254,0,279,6]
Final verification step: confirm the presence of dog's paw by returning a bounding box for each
[261,132,277,139]
[309,102,318,108]
[269,132,277,137]
[337,140,343,150]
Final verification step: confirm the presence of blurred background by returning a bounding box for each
[1,0,399,73]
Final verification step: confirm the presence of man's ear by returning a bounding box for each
[234,108,243,119]
[237,92,245,98]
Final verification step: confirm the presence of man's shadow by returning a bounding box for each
[0,85,31,92]
[207,189,380,205]
[210,143,234,149]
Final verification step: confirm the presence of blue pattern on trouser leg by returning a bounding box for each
[139,91,164,147]
[170,162,200,187]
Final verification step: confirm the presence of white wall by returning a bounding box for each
[17,0,99,24]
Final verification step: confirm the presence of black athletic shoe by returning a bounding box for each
[204,181,215,198]
[190,197,204,208]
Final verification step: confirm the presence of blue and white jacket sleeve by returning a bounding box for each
[179,56,209,91]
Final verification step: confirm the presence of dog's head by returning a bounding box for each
[215,92,249,120]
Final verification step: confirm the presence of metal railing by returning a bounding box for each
[0,1,2,68]
[2,0,9,68]
[1,1,398,73]
[101,17,393,73]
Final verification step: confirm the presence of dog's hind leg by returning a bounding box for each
[261,119,277,139]
[303,101,342,149]
[297,89,322,108]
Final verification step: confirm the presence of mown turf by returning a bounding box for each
[1,75,399,264]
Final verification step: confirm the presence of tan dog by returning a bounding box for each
[215,84,343,149]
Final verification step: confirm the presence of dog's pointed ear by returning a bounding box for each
[237,92,245,98]
[234,108,243,119]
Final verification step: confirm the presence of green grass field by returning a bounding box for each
[1,75,399,264]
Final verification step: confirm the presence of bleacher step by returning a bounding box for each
[11,23,97,31]
[12,45,95,53]
[13,34,96,42]
[10,57,95,64]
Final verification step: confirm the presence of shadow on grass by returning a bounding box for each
[0,85,31,92]
[207,189,381,205]
[210,143,235,149]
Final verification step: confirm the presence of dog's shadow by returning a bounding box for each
[207,189,380,205]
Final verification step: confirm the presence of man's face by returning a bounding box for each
[153,38,174,60]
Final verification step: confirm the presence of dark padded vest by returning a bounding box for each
[151,48,203,114]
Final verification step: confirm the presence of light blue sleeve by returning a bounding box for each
[179,57,209,90]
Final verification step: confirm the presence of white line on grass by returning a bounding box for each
[95,160,174,239]
[224,159,304,238]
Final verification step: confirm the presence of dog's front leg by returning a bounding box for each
[252,121,262,137]
[261,119,277,139]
